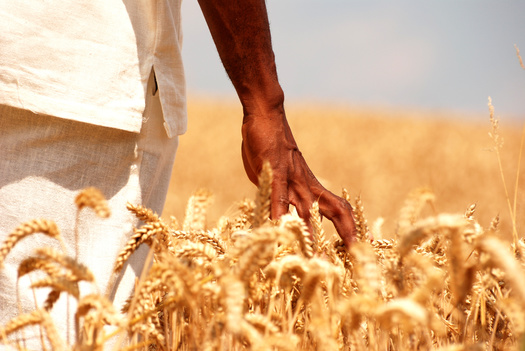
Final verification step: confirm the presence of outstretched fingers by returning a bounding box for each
[268,160,357,248]
[290,171,357,248]
[240,117,357,247]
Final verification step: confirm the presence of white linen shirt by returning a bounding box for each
[0,0,187,137]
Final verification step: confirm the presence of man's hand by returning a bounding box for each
[198,0,357,247]
[241,108,357,247]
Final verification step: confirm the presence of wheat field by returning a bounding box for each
[1,93,525,350]
[165,96,525,239]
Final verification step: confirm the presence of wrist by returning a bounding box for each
[239,83,285,124]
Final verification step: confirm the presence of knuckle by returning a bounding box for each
[329,196,353,218]
[277,195,290,206]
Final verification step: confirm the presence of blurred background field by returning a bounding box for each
[163,97,525,240]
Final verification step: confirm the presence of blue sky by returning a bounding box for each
[181,1,525,119]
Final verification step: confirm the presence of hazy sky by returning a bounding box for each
[181,1,525,119]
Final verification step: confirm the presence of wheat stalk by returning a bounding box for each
[3,171,525,351]
[488,97,519,247]
[516,44,525,70]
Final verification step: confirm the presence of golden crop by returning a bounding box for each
[1,124,525,349]
[1,53,525,348]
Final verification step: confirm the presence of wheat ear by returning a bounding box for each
[18,257,61,280]
[114,223,164,273]
[234,227,278,282]
[253,161,272,228]
[33,247,94,283]
[309,201,326,253]
[182,188,213,231]
[476,236,525,305]
[175,242,218,267]
[74,187,110,259]
[172,230,226,255]
[375,298,429,333]
[31,276,80,300]
[0,219,62,267]
[354,195,370,242]
[279,214,314,258]
[75,187,110,218]
[0,309,65,351]
[222,275,245,335]
[127,203,160,223]
[76,294,123,327]
[464,203,476,220]
[397,188,435,236]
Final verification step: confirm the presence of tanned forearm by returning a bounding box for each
[197,0,284,118]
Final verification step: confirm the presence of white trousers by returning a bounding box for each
[0,75,179,349]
